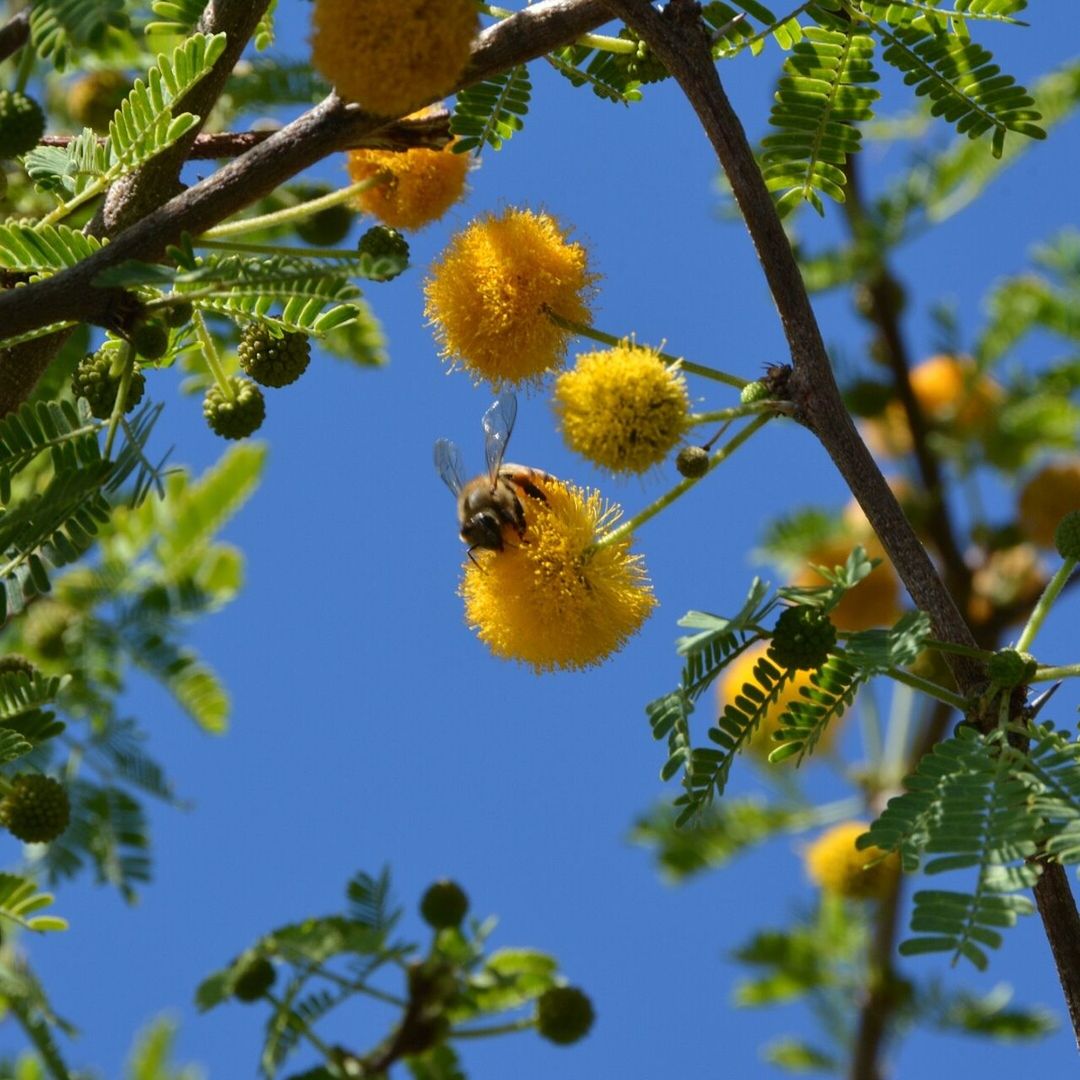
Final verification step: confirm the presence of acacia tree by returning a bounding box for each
[0,0,1078,1077]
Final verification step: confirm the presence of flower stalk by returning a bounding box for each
[545,311,747,388]
[595,413,771,549]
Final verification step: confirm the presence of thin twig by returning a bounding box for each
[0,9,29,65]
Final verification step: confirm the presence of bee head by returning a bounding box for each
[461,512,505,552]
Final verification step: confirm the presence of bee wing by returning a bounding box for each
[482,392,517,487]
[434,438,467,495]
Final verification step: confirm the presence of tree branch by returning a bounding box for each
[602,0,1080,1053]
[602,0,982,690]
[0,0,613,415]
[0,9,29,64]
[38,121,453,159]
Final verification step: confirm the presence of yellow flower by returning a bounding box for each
[719,642,836,759]
[461,480,655,672]
[310,0,477,117]
[1018,458,1080,548]
[424,208,596,388]
[553,342,690,474]
[804,822,900,901]
[861,354,1002,458]
[347,144,468,231]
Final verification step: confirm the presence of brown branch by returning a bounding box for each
[601,0,1080,1055]
[38,121,453,159]
[0,9,29,64]
[0,0,613,415]
[602,0,982,689]
[93,0,274,236]
[841,156,971,610]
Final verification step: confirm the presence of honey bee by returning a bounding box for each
[434,393,552,554]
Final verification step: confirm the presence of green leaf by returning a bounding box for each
[30,0,129,70]
[763,1036,838,1072]
[761,27,880,216]
[0,223,104,273]
[0,874,67,933]
[874,20,1044,157]
[451,65,532,155]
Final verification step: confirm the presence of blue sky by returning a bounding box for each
[7,5,1080,1078]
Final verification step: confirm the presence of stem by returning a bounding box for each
[1032,664,1080,683]
[202,177,383,239]
[452,1019,535,1039]
[596,414,770,548]
[921,637,994,662]
[884,667,968,712]
[1016,557,1077,653]
[193,309,233,399]
[689,402,791,424]
[197,238,364,259]
[545,310,748,388]
[13,36,34,92]
[102,343,136,460]
[264,992,342,1070]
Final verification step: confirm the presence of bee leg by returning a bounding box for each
[467,546,484,570]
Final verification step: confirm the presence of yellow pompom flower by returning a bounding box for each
[861,354,1002,458]
[804,821,900,901]
[553,342,690,474]
[425,208,596,388]
[1017,458,1080,548]
[310,0,477,118]
[461,480,655,672]
[719,643,835,759]
[346,132,469,231]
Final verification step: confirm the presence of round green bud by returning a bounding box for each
[0,775,70,843]
[203,377,265,440]
[536,987,595,1046]
[420,880,469,929]
[129,320,170,360]
[162,302,194,329]
[358,226,409,280]
[237,323,311,389]
[0,91,45,159]
[987,648,1037,688]
[740,380,771,405]
[71,348,146,420]
[768,606,837,672]
[1053,510,1080,562]
[232,955,275,1002]
[675,446,710,479]
[296,203,353,247]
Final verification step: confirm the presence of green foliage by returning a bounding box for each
[770,653,863,762]
[631,797,821,880]
[762,27,880,216]
[125,1016,201,1080]
[23,33,227,215]
[451,66,532,155]
[0,873,67,934]
[41,781,151,901]
[856,724,1080,968]
[145,0,208,41]
[873,20,1043,157]
[29,0,129,70]
[196,867,574,1078]
[547,44,643,105]
[0,223,104,273]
